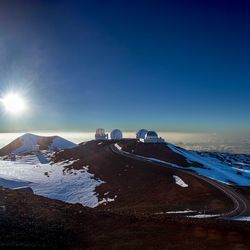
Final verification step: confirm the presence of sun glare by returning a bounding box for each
[1,93,27,115]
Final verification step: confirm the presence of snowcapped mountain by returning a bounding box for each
[0,133,77,156]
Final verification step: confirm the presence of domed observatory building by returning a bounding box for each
[95,128,108,140]
[110,129,123,140]
[136,129,148,140]
[140,130,165,143]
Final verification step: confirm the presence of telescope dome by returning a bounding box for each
[110,129,123,140]
[95,128,105,136]
[136,129,148,139]
[145,131,158,138]
[95,128,108,140]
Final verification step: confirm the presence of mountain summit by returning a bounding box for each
[0,133,77,156]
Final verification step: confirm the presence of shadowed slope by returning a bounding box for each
[0,187,250,249]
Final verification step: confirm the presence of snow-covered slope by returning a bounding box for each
[196,151,250,168]
[48,136,76,150]
[167,144,250,186]
[0,133,77,156]
[0,154,107,207]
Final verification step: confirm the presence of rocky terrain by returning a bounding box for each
[0,187,250,249]
[0,134,250,249]
[54,140,233,214]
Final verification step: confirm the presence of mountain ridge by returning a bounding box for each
[0,133,77,156]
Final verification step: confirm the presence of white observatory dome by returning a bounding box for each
[95,128,108,140]
[136,129,148,139]
[110,129,123,140]
[139,130,165,143]
[96,128,105,136]
[145,130,158,139]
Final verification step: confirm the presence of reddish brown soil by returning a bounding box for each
[0,138,23,156]
[234,186,250,200]
[54,140,233,214]
[0,187,250,249]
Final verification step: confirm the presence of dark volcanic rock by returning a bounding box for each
[0,187,250,249]
[14,187,34,194]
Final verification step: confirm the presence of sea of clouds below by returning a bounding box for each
[0,131,249,155]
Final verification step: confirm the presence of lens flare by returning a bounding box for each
[1,93,27,115]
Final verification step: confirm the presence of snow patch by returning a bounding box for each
[0,155,105,207]
[13,133,39,155]
[173,175,188,188]
[187,214,220,218]
[166,210,195,214]
[114,143,122,151]
[232,216,250,221]
[49,136,77,150]
[98,195,117,205]
[155,210,196,214]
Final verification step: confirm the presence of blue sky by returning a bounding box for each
[0,0,249,133]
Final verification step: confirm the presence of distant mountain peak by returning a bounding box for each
[0,133,77,156]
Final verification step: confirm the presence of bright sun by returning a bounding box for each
[1,93,27,115]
